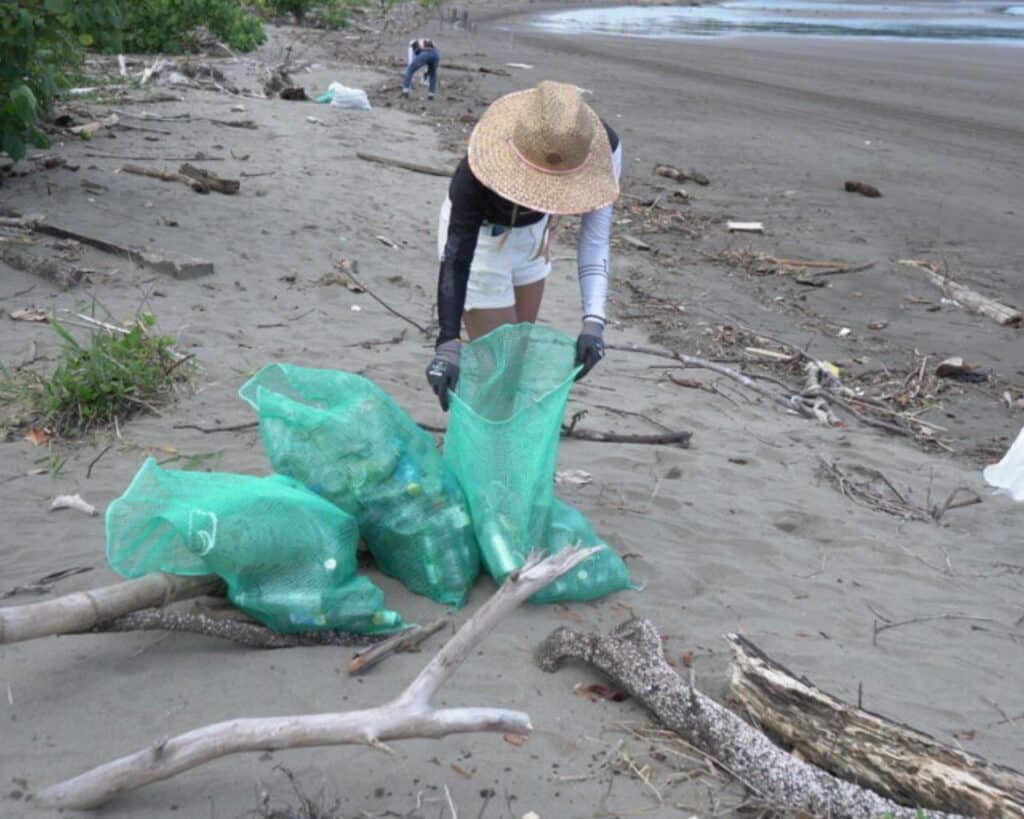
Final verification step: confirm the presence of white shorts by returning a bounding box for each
[437,198,552,311]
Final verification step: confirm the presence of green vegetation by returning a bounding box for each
[120,0,266,54]
[1,0,442,158]
[0,0,122,160]
[0,313,194,438]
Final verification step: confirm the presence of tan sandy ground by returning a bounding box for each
[1,5,1023,818]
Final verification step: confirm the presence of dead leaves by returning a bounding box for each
[24,426,52,447]
[9,307,49,323]
[319,259,365,292]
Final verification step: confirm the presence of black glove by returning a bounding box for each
[426,339,461,411]
[574,319,605,381]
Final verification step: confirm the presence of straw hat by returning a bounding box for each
[468,81,619,215]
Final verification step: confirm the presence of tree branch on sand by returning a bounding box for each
[31,547,598,811]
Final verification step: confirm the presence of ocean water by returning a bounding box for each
[531,1,1024,43]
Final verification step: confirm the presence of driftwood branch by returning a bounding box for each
[356,152,454,178]
[726,634,1024,818]
[561,426,692,447]
[0,573,221,645]
[33,548,598,810]
[121,163,207,192]
[609,342,815,419]
[536,619,962,819]
[177,163,239,194]
[900,260,1022,326]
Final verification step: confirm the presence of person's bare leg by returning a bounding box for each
[464,306,518,341]
[513,278,546,323]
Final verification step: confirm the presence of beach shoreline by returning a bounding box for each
[1,5,1022,817]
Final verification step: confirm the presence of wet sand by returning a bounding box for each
[1,6,1023,818]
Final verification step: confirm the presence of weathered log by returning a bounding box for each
[94,606,381,649]
[28,218,214,278]
[561,426,692,447]
[654,163,709,186]
[69,113,119,137]
[32,548,597,810]
[177,163,239,194]
[845,180,882,198]
[900,260,1022,326]
[537,619,962,819]
[726,633,1024,818]
[0,573,221,645]
[0,245,89,289]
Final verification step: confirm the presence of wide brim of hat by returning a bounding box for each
[468,89,619,216]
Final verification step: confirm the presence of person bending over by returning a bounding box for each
[403,38,440,100]
[426,80,622,410]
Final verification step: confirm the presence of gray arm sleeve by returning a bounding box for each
[576,142,623,324]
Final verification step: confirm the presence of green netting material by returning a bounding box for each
[106,458,404,634]
[444,323,632,602]
[239,364,479,608]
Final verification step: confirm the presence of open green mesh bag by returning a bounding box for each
[239,364,479,608]
[106,458,404,634]
[444,323,632,602]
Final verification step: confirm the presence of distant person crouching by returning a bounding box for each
[403,38,440,100]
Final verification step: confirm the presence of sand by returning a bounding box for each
[1,5,1023,817]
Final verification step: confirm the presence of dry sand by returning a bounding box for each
[1,4,1023,817]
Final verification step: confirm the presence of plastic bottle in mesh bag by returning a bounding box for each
[444,323,632,603]
[106,458,405,634]
[239,364,479,608]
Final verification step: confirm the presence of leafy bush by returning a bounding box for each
[267,0,317,21]
[249,0,356,27]
[0,0,121,160]
[120,0,266,54]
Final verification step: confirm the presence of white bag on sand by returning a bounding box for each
[984,426,1024,502]
[327,81,371,111]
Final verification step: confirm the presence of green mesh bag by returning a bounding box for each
[106,458,405,634]
[444,323,632,602]
[239,364,479,608]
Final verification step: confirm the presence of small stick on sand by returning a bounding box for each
[356,152,454,178]
[337,259,431,336]
[348,617,450,675]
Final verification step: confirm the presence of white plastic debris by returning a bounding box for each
[983,426,1024,502]
[727,221,764,233]
[49,494,98,517]
[555,469,593,487]
[323,81,371,111]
